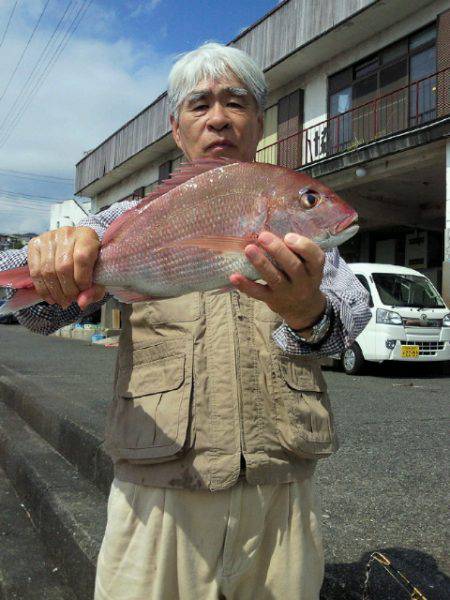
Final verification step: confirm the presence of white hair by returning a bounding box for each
[168,42,267,120]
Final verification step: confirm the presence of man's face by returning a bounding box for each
[170,73,264,162]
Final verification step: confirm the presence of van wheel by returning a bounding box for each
[342,343,365,375]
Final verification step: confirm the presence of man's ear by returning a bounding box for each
[257,112,264,143]
[170,114,182,150]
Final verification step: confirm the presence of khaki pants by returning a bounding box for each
[94,477,324,600]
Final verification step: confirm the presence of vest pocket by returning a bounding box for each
[109,336,194,463]
[273,355,337,459]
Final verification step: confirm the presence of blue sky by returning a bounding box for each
[0,0,280,234]
[91,0,279,57]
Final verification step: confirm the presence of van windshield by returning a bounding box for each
[372,273,446,309]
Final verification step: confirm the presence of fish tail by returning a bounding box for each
[0,266,41,314]
[0,288,41,314]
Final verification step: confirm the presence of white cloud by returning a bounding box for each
[0,203,50,234]
[130,0,162,19]
[0,0,174,234]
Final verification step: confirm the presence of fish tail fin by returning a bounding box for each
[0,265,33,289]
[0,288,41,314]
[0,266,41,314]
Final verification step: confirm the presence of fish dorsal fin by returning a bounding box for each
[102,157,238,246]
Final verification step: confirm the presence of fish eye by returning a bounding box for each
[299,189,320,209]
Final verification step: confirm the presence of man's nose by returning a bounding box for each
[207,103,230,130]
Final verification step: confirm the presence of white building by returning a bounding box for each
[74,0,450,312]
[49,199,91,230]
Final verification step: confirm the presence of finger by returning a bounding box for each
[28,238,54,304]
[258,231,305,281]
[73,231,100,291]
[54,231,80,300]
[77,284,106,310]
[229,273,270,302]
[40,237,71,308]
[284,234,325,275]
[244,243,287,289]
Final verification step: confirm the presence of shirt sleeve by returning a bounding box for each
[1,199,140,336]
[272,247,372,357]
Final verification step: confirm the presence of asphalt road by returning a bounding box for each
[0,325,448,600]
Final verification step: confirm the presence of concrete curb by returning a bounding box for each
[0,402,106,600]
[0,365,113,496]
[0,466,77,600]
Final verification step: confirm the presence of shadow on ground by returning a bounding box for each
[324,360,450,379]
[321,547,449,599]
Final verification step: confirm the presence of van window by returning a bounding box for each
[372,273,445,308]
[355,274,373,307]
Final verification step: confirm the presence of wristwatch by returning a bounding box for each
[288,297,332,344]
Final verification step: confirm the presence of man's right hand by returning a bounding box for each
[28,226,106,310]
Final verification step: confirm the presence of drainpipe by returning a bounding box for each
[443,138,450,306]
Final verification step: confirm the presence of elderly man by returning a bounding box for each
[1,43,370,599]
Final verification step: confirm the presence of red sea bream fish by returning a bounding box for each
[0,158,358,313]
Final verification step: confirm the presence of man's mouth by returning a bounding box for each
[206,140,236,150]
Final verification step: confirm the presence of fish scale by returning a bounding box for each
[92,160,354,299]
[0,159,359,313]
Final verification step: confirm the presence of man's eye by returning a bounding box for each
[193,104,208,111]
[228,102,243,108]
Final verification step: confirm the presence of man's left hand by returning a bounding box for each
[230,231,327,332]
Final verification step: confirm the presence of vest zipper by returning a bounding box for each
[231,291,246,462]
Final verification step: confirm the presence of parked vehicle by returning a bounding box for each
[339,263,450,374]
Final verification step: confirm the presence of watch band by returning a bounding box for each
[288,297,332,344]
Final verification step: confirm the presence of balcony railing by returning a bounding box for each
[256,68,449,170]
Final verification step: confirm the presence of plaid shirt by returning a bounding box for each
[1,199,371,356]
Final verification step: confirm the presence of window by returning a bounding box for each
[353,74,378,102]
[409,25,436,50]
[158,160,172,183]
[372,273,445,308]
[355,274,373,307]
[354,56,379,79]
[277,89,303,169]
[379,60,407,88]
[328,22,437,151]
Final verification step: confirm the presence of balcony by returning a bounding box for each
[256,68,449,170]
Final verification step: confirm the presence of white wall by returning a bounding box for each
[49,200,90,230]
[92,147,182,213]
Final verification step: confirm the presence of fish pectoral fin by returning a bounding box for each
[209,283,236,296]
[168,235,256,254]
[109,288,155,304]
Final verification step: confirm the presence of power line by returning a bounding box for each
[0,167,74,184]
[0,0,93,148]
[0,167,73,181]
[0,0,51,104]
[0,199,51,212]
[0,187,65,201]
[0,0,76,139]
[0,0,91,147]
[0,197,55,209]
[0,194,56,210]
[0,0,19,50]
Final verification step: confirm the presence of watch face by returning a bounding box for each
[299,312,331,343]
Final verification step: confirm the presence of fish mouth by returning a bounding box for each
[315,220,359,249]
[332,213,359,235]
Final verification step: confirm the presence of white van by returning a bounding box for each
[339,263,450,374]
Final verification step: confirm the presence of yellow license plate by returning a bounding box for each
[401,345,420,358]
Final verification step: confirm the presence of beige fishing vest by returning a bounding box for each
[104,290,339,492]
